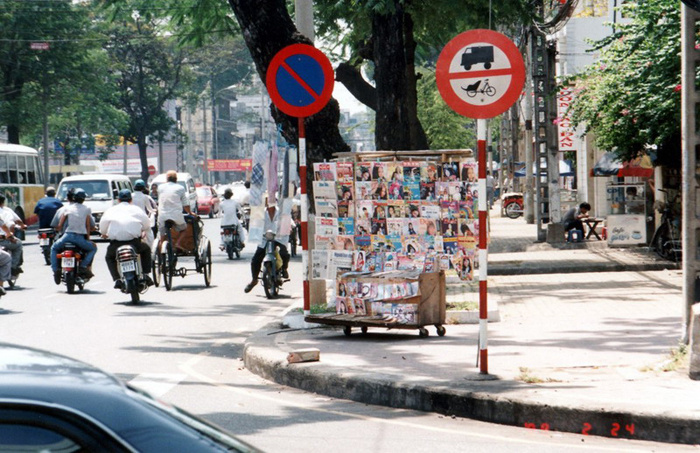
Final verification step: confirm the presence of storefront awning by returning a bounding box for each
[590,152,653,178]
[513,159,574,178]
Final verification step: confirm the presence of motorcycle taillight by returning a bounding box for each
[39,233,47,238]
[117,247,136,262]
[63,250,74,258]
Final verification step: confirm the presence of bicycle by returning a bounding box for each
[461,79,496,98]
[649,190,681,262]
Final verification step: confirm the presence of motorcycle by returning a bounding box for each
[38,228,56,266]
[261,231,287,299]
[116,244,149,303]
[241,205,250,231]
[221,224,243,260]
[502,192,524,219]
[57,243,88,294]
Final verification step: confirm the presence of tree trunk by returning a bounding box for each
[138,136,150,182]
[7,124,19,144]
[402,13,428,150]
[227,0,349,208]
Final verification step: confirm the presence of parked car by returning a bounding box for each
[0,342,260,452]
[151,172,198,214]
[196,185,221,218]
[57,174,133,231]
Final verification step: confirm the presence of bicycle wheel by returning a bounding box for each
[504,202,522,219]
[152,252,161,287]
[203,242,212,287]
[164,242,174,291]
[485,85,496,97]
[653,224,672,260]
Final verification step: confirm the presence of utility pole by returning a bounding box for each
[202,95,209,184]
[524,39,535,224]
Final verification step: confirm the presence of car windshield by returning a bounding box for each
[58,180,111,201]
[197,187,212,197]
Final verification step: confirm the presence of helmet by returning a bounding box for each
[73,189,87,203]
[118,189,132,202]
[134,179,146,190]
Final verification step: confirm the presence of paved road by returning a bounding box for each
[0,218,692,452]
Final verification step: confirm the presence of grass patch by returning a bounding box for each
[516,367,561,384]
[291,304,336,315]
[661,343,689,372]
[446,301,478,311]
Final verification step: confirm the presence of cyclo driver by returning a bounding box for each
[100,189,154,289]
[157,170,195,251]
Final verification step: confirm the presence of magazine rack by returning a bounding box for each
[305,270,446,337]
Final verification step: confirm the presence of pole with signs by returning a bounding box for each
[436,29,525,374]
[266,44,334,316]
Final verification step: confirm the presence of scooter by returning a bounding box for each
[57,243,88,294]
[37,228,56,265]
[261,231,287,299]
[116,244,149,303]
[221,224,243,259]
[502,192,524,219]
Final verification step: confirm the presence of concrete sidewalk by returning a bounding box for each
[243,208,698,445]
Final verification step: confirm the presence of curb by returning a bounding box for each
[489,261,679,276]
[244,324,700,445]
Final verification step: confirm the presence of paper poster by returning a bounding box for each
[313,181,337,200]
[336,162,354,183]
[313,162,337,181]
[312,250,330,279]
[315,217,339,236]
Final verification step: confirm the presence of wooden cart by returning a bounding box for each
[306,271,446,338]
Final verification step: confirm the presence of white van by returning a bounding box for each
[150,172,198,213]
[56,174,133,229]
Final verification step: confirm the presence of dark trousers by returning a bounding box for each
[564,219,584,232]
[105,239,152,281]
[251,242,290,280]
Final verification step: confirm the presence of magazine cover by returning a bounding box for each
[439,254,451,270]
[461,160,478,182]
[355,219,371,236]
[358,281,373,299]
[441,217,458,237]
[372,201,387,219]
[433,235,444,253]
[311,250,330,279]
[333,235,355,251]
[336,161,354,183]
[421,162,438,183]
[412,253,426,272]
[312,180,337,200]
[448,181,463,201]
[315,217,338,236]
[336,297,348,314]
[387,235,403,253]
[387,218,404,236]
[314,235,335,250]
[355,181,373,200]
[354,299,367,315]
[420,218,439,236]
[441,201,459,219]
[403,161,421,182]
[424,254,437,273]
[313,162,336,181]
[406,201,421,218]
[346,281,358,298]
[371,217,387,235]
[367,252,383,272]
[436,181,450,201]
[397,254,415,271]
[459,201,475,220]
[403,236,423,255]
[387,200,406,218]
[404,219,419,236]
[329,250,354,277]
[356,163,372,181]
[459,219,477,237]
[420,181,436,200]
[338,217,355,235]
[383,252,397,271]
[336,181,353,201]
[439,161,460,181]
[372,180,388,200]
[357,200,374,220]
[372,162,388,182]
[338,201,355,219]
[388,179,403,200]
[387,162,403,183]
[443,237,458,254]
[355,235,372,252]
[420,202,440,219]
[370,234,388,252]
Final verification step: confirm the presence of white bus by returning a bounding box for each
[0,144,44,225]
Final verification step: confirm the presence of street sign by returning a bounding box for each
[148,165,156,176]
[436,29,525,119]
[266,44,334,118]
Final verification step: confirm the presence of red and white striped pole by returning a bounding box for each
[477,118,488,374]
[298,117,310,316]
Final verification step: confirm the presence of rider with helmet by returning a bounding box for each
[219,188,245,250]
[50,189,97,283]
[131,179,157,215]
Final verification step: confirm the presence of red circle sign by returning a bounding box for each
[436,29,525,119]
[266,44,334,118]
[148,165,156,176]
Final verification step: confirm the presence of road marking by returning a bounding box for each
[129,373,187,398]
[178,347,645,451]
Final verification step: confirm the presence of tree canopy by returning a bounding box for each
[565,0,681,164]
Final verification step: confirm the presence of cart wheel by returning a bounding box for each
[436,325,446,337]
[418,327,429,338]
[343,326,352,336]
[202,242,212,287]
[360,326,368,334]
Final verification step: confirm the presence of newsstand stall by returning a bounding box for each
[304,150,479,337]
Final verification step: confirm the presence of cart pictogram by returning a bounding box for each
[436,29,525,119]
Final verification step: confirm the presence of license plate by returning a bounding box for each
[62,257,75,268]
[120,261,136,273]
[222,234,233,242]
[39,238,49,246]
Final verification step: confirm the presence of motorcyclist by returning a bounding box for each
[34,186,63,229]
[244,202,290,293]
[0,194,25,276]
[50,189,97,283]
[219,188,245,251]
[131,179,157,216]
[100,189,154,289]
[0,217,15,296]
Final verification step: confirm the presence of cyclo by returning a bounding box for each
[153,215,212,291]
